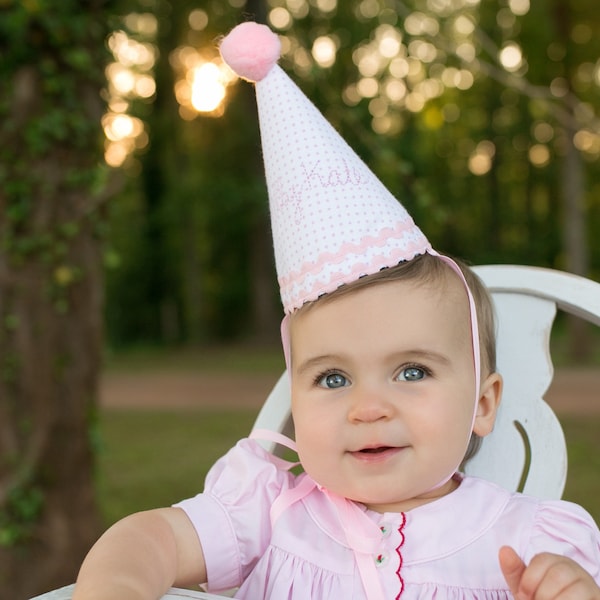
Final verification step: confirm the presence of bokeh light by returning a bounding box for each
[529,144,550,167]
[312,36,337,68]
[574,130,600,155]
[508,0,530,16]
[171,37,238,120]
[269,7,292,30]
[469,140,496,175]
[103,17,157,167]
[190,63,227,113]
[188,9,208,31]
[499,43,523,72]
[315,0,337,13]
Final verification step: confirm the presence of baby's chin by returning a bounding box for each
[349,477,462,513]
[319,483,409,512]
[368,478,462,513]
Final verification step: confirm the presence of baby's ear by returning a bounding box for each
[473,372,503,437]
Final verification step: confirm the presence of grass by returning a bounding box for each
[561,416,600,523]
[96,407,600,527]
[102,344,285,375]
[549,318,600,367]
[96,408,258,524]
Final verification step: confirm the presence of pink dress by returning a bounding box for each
[175,438,600,599]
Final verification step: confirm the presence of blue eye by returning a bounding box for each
[318,372,349,388]
[397,366,427,382]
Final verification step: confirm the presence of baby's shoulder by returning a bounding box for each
[464,475,595,523]
[204,437,297,501]
[464,475,600,558]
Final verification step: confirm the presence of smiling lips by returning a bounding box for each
[350,445,403,462]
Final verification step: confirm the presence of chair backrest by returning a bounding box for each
[253,265,600,500]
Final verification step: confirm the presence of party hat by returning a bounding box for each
[220,22,432,314]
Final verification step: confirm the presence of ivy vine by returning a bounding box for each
[0,0,111,309]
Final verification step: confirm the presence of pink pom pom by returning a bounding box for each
[220,22,281,82]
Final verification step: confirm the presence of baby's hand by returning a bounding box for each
[499,545,600,599]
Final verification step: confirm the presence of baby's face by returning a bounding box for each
[289,274,477,513]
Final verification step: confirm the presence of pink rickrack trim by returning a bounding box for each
[281,240,431,313]
[278,220,429,290]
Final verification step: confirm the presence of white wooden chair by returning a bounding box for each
[254,265,600,499]
[32,265,600,600]
[30,585,227,600]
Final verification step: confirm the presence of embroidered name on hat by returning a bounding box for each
[273,158,367,225]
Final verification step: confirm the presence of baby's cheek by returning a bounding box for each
[295,432,323,475]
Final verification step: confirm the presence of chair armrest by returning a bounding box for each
[30,584,230,599]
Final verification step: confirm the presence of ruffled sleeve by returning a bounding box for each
[174,438,295,592]
[527,500,600,584]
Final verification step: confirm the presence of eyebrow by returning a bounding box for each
[294,354,344,377]
[294,349,452,376]
[399,349,452,367]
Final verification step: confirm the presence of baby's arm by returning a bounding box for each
[72,507,206,600]
[499,546,600,599]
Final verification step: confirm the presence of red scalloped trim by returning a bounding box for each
[395,512,407,599]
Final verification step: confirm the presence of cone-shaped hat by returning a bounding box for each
[220,22,432,314]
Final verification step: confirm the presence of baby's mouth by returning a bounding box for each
[348,444,404,462]
[359,446,392,454]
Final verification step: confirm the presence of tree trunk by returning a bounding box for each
[0,4,109,596]
[0,216,104,597]
[245,0,281,341]
[249,214,280,343]
[554,0,592,360]
[560,121,592,359]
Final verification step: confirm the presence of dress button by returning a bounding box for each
[379,523,392,538]
[374,552,389,567]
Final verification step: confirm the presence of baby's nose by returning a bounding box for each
[347,388,394,423]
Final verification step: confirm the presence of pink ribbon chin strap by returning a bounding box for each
[428,251,481,404]
[250,429,386,600]
[425,251,481,491]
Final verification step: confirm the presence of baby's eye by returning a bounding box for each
[317,372,349,389]
[397,366,427,382]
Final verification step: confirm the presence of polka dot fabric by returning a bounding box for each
[221,26,431,314]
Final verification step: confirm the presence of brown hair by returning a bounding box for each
[297,252,497,375]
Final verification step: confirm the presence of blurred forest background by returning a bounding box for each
[102,0,600,348]
[1,0,599,596]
